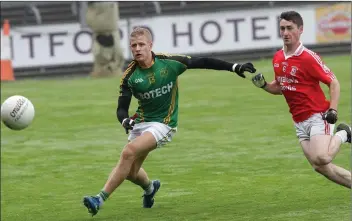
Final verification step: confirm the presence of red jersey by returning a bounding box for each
[272,43,336,123]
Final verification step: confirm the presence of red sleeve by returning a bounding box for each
[304,51,336,85]
[272,53,280,85]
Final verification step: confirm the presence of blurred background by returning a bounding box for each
[0,1,350,80]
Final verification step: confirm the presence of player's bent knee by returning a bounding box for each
[311,154,332,167]
[310,154,333,173]
[121,143,138,161]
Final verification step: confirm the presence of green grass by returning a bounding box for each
[1,54,351,221]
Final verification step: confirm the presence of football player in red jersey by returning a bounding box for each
[251,11,351,188]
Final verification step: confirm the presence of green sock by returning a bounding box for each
[97,190,110,201]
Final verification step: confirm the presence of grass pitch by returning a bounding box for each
[1,54,351,221]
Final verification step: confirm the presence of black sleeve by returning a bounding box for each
[116,95,132,124]
[155,53,234,71]
[185,56,234,71]
[116,61,136,124]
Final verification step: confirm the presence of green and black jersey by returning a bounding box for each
[118,52,235,128]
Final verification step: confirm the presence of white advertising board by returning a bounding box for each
[1,5,316,68]
[129,6,316,55]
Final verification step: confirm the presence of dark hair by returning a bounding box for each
[279,11,303,27]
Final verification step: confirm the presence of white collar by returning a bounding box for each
[283,42,304,59]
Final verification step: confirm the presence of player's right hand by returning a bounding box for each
[233,63,256,78]
[252,73,267,88]
[322,108,338,124]
[122,118,135,134]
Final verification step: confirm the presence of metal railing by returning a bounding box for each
[27,3,42,25]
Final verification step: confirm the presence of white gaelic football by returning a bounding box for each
[1,95,35,130]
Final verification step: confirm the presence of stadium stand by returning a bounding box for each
[1,1,330,26]
[0,1,347,79]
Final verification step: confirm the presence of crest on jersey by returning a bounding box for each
[274,63,279,67]
[290,66,298,76]
[148,72,155,84]
[160,68,168,77]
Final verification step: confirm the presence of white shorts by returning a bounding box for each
[294,113,335,142]
[128,122,177,148]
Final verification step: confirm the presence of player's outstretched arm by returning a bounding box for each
[156,54,256,78]
[186,56,256,78]
[252,73,282,95]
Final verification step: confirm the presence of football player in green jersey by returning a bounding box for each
[83,27,257,216]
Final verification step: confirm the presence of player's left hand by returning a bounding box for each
[233,63,256,78]
[122,118,135,134]
[252,73,267,88]
[322,108,338,124]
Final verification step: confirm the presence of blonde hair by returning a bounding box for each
[130,27,153,42]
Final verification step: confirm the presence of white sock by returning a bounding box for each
[335,130,347,143]
[96,195,104,206]
[144,181,154,195]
